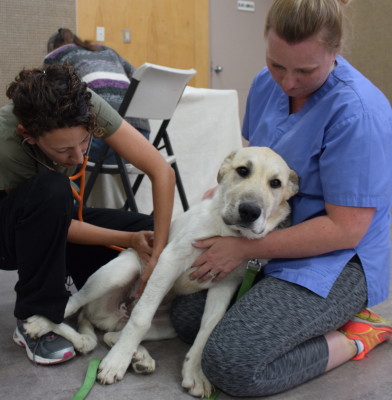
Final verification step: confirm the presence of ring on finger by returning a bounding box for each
[209,271,217,278]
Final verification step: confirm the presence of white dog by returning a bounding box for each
[23,146,298,397]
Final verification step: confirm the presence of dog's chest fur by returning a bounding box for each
[165,195,247,295]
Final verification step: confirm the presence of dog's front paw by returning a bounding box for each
[182,360,214,398]
[24,316,53,338]
[97,347,134,384]
[73,334,97,354]
[103,331,121,348]
[131,345,156,374]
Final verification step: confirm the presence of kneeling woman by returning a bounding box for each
[0,63,175,365]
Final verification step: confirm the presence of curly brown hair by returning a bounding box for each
[6,63,103,138]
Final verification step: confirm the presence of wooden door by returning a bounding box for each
[77,0,209,88]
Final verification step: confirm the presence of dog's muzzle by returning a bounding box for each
[238,201,261,223]
[222,200,264,235]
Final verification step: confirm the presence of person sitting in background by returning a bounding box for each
[45,27,149,164]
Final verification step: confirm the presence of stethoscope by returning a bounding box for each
[21,136,124,252]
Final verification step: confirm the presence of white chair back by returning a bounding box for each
[85,63,196,212]
[123,63,196,120]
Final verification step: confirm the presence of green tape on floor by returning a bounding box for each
[70,358,101,400]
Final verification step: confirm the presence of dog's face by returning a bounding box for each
[217,147,299,239]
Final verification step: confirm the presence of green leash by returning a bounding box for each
[71,260,262,400]
[203,259,263,400]
[236,259,263,300]
[203,389,222,400]
[70,358,101,400]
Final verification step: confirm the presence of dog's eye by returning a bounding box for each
[236,166,250,177]
[270,179,281,188]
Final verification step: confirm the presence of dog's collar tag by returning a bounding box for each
[246,259,263,272]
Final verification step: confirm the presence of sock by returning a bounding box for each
[354,339,364,356]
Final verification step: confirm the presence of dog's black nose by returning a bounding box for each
[238,202,261,223]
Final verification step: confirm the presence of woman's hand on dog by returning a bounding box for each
[128,231,154,264]
[190,236,245,282]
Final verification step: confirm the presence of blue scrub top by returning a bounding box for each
[243,56,392,306]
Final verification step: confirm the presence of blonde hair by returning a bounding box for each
[265,0,351,50]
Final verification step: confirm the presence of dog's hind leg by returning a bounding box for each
[65,250,140,318]
[131,344,156,374]
[143,310,177,341]
[23,315,60,338]
[23,315,97,354]
[103,335,158,375]
[181,279,240,398]
[103,330,122,347]
[98,247,189,384]
[75,309,98,353]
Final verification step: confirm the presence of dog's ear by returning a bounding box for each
[284,169,299,200]
[217,151,236,183]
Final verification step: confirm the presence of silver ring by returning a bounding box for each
[209,271,217,278]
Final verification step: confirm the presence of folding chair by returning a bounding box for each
[83,63,196,212]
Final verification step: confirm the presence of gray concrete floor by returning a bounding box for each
[1,267,391,400]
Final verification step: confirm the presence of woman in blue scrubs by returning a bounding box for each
[171,0,392,396]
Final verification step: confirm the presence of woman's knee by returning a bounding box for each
[202,344,269,397]
[201,335,253,397]
[35,170,72,198]
[29,170,74,211]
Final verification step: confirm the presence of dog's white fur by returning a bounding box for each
[23,147,298,397]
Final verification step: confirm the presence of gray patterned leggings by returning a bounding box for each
[170,259,367,397]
